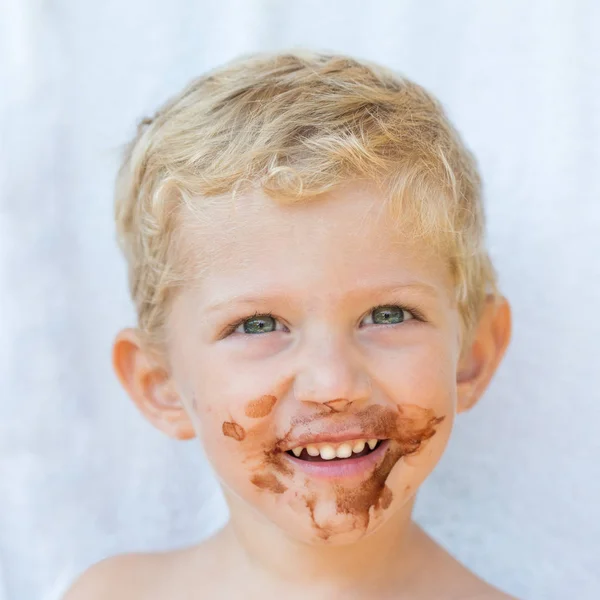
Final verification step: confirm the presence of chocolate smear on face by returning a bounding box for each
[251,473,287,494]
[264,448,294,476]
[330,404,445,530]
[245,394,278,418]
[242,399,444,536]
[353,404,445,456]
[323,398,351,413]
[305,494,331,540]
[376,485,393,510]
[334,443,403,529]
[395,404,445,455]
[222,421,245,441]
[237,397,294,496]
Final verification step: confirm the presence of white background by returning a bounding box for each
[1,1,599,599]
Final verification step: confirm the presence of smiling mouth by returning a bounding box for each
[285,438,386,462]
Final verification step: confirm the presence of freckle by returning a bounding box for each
[251,473,286,494]
[245,395,278,418]
[222,421,245,441]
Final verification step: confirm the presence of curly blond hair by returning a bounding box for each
[114,50,498,353]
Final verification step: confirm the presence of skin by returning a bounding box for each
[65,181,514,599]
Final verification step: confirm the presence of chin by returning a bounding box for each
[267,493,402,546]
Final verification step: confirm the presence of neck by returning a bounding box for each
[221,492,428,595]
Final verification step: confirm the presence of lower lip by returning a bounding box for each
[283,440,391,479]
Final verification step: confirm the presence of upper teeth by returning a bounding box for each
[290,439,380,460]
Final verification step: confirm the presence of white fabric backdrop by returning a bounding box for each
[1,1,599,598]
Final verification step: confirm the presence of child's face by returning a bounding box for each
[164,182,462,544]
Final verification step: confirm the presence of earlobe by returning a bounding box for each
[456,295,512,414]
[112,329,196,440]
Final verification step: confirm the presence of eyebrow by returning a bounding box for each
[203,282,442,315]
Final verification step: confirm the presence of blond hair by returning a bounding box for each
[114,50,499,353]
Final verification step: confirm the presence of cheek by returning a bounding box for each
[189,347,283,415]
[371,336,457,410]
[182,346,293,460]
[196,401,296,511]
[185,369,285,495]
[189,404,260,494]
[169,325,457,543]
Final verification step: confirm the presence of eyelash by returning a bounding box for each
[222,304,426,337]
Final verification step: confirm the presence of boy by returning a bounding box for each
[65,51,514,599]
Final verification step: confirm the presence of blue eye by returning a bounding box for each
[362,305,413,326]
[235,314,278,334]
[224,304,421,338]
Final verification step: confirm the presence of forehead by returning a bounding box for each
[176,182,453,301]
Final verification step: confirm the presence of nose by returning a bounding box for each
[292,330,371,410]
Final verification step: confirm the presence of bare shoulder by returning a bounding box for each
[62,551,171,600]
[463,587,520,600]
[486,591,520,600]
[413,525,519,600]
[456,575,520,600]
[62,540,223,600]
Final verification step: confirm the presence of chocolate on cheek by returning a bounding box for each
[221,394,279,444]
[222,421,245,441]
[220,395,296,492]
[222,395,277,442]
[264,448,294,476]
[250,452,293,496]
[244,394,278,418]
[251,473,287,494]
[222,391,280,444]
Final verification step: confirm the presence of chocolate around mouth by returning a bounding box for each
[249,404,446,539]
[285,440,385,462]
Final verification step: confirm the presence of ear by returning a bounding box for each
[112,328,196,440]
[456,295,512,414]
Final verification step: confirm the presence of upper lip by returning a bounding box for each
[278,430,385,452]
